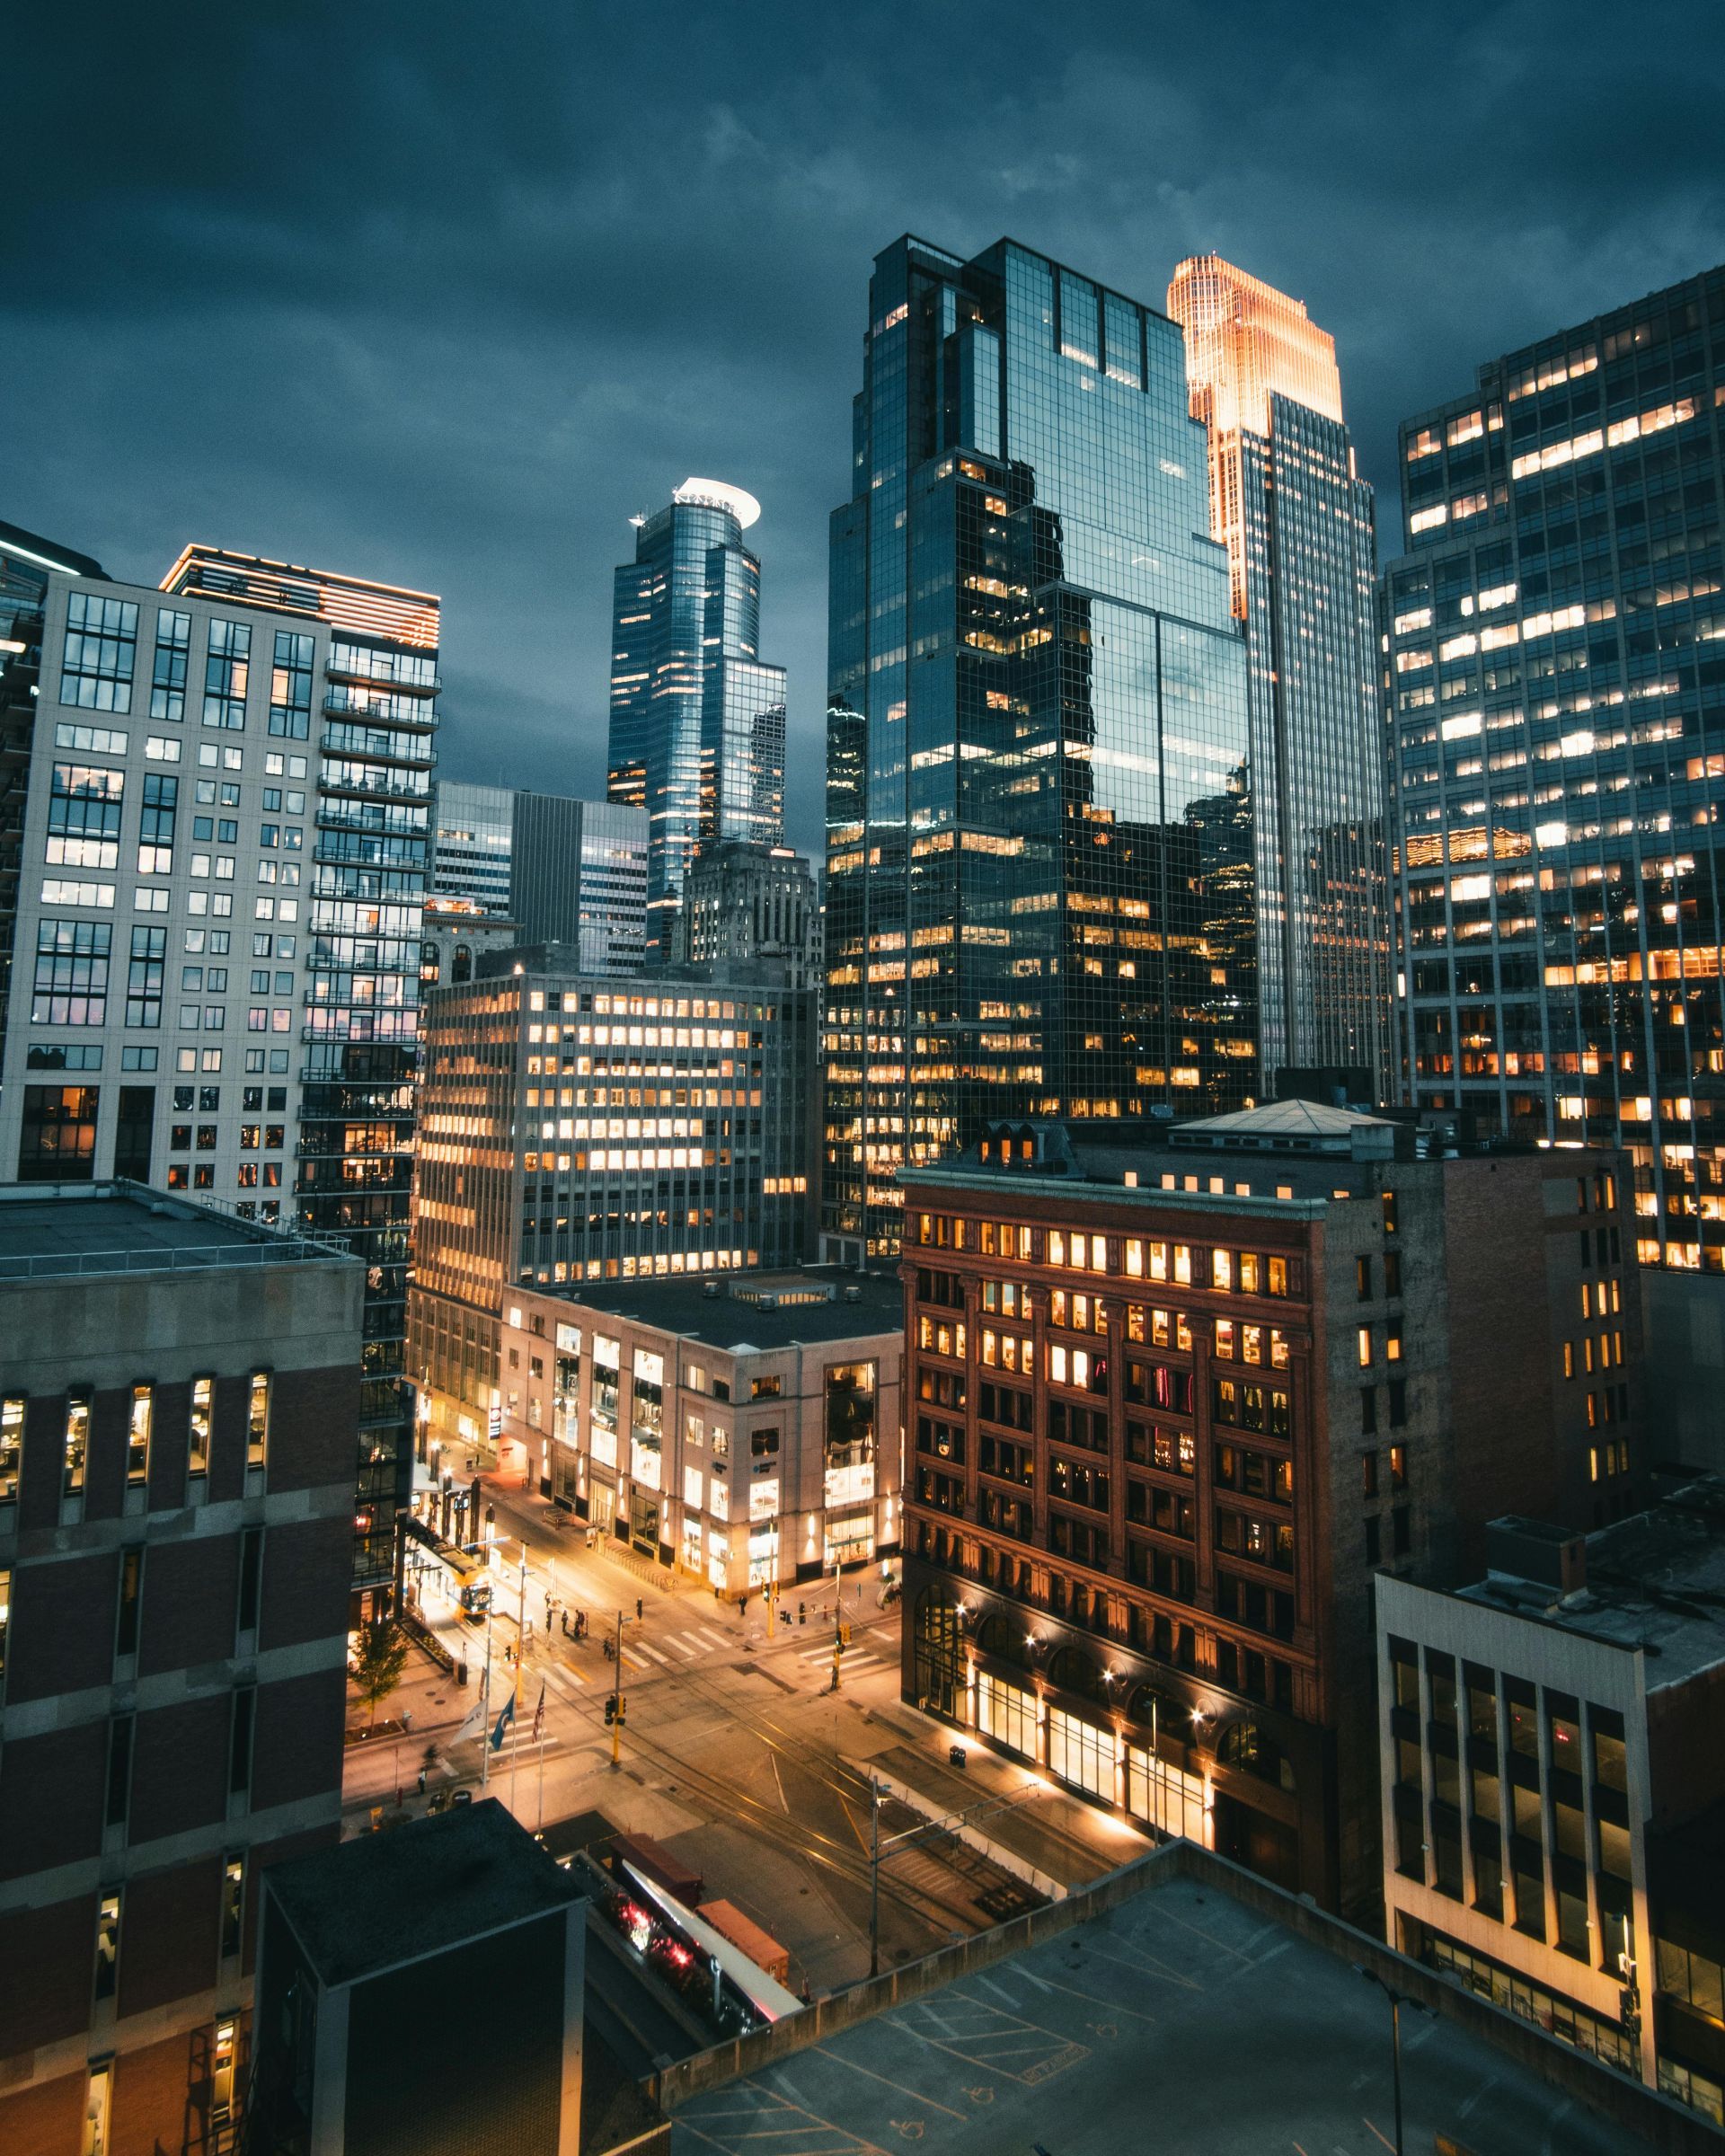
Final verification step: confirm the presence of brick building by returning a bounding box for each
[0,1181,363,2156]
[898,1102,1642,1916]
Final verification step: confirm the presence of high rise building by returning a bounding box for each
[430,778,514,914]
[1167,258,1391,1092]
[510,791,648,973]
[677,840,821,988]
[0,521,110,1081]
[0,1180,362,2156]
[1380,265,1725,1468]
[821,237,1253,1265]
[607,481,786,962]
[408,950,814,1454]
[0,542,441,1598]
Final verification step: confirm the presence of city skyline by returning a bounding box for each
[7,7,1718,859]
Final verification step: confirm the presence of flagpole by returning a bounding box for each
[480,1565,494,1789]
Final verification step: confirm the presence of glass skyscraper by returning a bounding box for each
[607,480,786,962]
[1168,258,1390,1092]
[1381,264,1725,1456]
[822,236,1252,1261]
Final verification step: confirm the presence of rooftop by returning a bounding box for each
[1458,1480,1725,1691]
[667,1851,1663,2156]
[543,1268,903,1353]
[0,1181,351,1282]
[1174,1096,1393,1147]
[264,1799,580,1988]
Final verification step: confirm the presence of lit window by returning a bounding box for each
[1358,1328,1374,1370]
[246,1374,270,1471]
[64,1389,91,1496]
[190,1376,213,1478]
[128,1384,152,1485]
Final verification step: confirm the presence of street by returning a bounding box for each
[344,1474,1046,1994]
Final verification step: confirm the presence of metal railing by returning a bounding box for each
[0,1180,356,1280]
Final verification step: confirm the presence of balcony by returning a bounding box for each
[322,689,438,731]
[316,765,431,805]
[320,723,436,767]
[324,663,441,697]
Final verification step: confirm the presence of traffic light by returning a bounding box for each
[605,1694,618,1726]
[839,1621,852,1647]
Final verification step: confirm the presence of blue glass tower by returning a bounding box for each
[822,237,1254,1259]
[607,481,786,962]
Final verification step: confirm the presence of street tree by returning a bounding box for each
[351,1621,410,1732]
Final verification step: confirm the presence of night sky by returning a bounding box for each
[11,4,1722,855]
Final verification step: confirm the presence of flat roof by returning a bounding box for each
[669,1862,1650,2155]
[265,1799,580,1987]
[0,1181,353,1281]
[1458,1480,1725,1690]
[544,1268,903,1353]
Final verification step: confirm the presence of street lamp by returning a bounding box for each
[1353,1964,1431,2156]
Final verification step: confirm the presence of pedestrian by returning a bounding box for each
[740,1593,749,1616]
[635,1597,643,1621]
[713,1584,721,1604]
[561,1609,570,1638]
[417,1767,427,1797]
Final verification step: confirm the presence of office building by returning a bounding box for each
[0,521,110,1082]
[408,949,814,1452]
[498,1267,901,1584]
[898,1101,1642,1914]
[430,777,515,914]
[1167,257,1391,1092]
[0,542,441,1597]
[251,1803,586,2156]
[1379,264,1725,1468]
[1378,1491,1725,2126]
[511,791,648,974]
[822,236,1252,1266]
[0,1181,363,2156]
[608,480,786,963]
[677,840,821,988]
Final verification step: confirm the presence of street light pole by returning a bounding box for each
[1355,1965,1424,2156]
[868,1775,880,1979]
[480,1573,495,1789]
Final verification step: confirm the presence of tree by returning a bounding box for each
[351,1621,410,1732]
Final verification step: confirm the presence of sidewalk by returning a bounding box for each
[849,1700,1151,1894]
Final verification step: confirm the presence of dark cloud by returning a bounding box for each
[7,3,1721,853]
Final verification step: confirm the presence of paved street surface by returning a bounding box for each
[671,1872,1658,2156]
[344,1473,1102,1992]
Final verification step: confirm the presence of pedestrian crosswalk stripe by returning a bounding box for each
[692,1625,731,1650]
[637,1642,670,1665]
[667,1634,699,1657]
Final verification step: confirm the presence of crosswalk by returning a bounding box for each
[627,1621,735,1669]
[793,1637,892,1676]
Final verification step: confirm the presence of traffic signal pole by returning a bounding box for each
[610,1608,624,1768]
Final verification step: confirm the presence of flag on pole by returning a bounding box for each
[490,1690,517,1751]
[532,1683,545,1741]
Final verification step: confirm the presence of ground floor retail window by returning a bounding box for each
[1126,1744,1208,1840]
[1418,1926,1640,2078]
[628,1487,659,1556]
[826,1509,874,1567]
[1048,1707,1113,1801]
[748,1524,779,1586]
[681,1516,703,1571]
[977,1671,1039,1762]
[551,1440,578,1508]
[913,1590,963,1718]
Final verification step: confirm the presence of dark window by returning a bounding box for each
[1388,1380,1408,1427]
[1366,1515,1381,1564]
[228,1685,255,1795]
[1361,1387,1378,1436]
[236,1528,262,1636]
[113,1087,155,1180]
[105,1715,134,1829]
[115,1547,144,1658]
